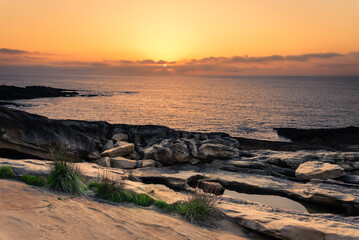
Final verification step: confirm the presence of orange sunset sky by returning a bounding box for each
[0,0,359,75]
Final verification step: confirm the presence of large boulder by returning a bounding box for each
[295,161,345,180]
[110,157,137,169]
[100,141,134,158]
[143,139,195,165]
[198,144,239,160]
[154,146,175,164]
[171,140,191,163]
[182,138,198,157]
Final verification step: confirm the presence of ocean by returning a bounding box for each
[1,74,358,141]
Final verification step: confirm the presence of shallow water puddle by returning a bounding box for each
[224,190,308,212]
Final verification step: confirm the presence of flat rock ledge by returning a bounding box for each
[1,158,359,240]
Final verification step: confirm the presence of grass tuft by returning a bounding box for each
[47,145,87,196]
[94,178,135,202]
[0,166,14,178]
[87,181,99,189]
[154,200,169,209]
[177,189,219,223]
[21,174,46,186]
[134,194,155,207]
[154,200,176,211]
[92,172,154,206]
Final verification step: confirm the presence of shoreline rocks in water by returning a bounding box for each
[0,85,80,100]
[275,126,359,151]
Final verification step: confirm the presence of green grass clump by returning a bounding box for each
[134,194,155,207]
[47,145,87,196]
[154,200,176,211]
[176,190,218,223]
[87,181,99,189]
[0,166,14,178]
[92,174,154,207]
[21,174,46,186]
[154,200,169,209]
[95,179,135,202]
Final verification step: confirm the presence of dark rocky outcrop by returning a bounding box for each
[275,126,359,151]
[0,85,79,100]
[0,107,110,161]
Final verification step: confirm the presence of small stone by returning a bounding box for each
[110,157,137,169]
[102,140,114,151]
[129,151,141,160]
[100,141,134,158]
[112,133,129,142]
[87,151,101,161]
[352,162,359,170]
[142,159,157,168]
[95,157,111,167]
[189,158,201,165]
[198,181,224,195]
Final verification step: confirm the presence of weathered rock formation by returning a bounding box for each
[0,107,110,161]
[2,107,358,165]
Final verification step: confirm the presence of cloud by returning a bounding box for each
[190,52,344,64]
[285,52,343,61]
[108,59,177,65]
[0,48,358,75]
[0,48,30,55]
[317,63,359,68]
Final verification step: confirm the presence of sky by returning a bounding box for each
[0,0,359,75]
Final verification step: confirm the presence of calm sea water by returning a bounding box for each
[1,74,358,141]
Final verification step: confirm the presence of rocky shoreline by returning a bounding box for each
[1,106,359,239]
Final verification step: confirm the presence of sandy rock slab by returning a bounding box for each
[218,197,359,240]
[2,158,359,240]
[0,179,263,240]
